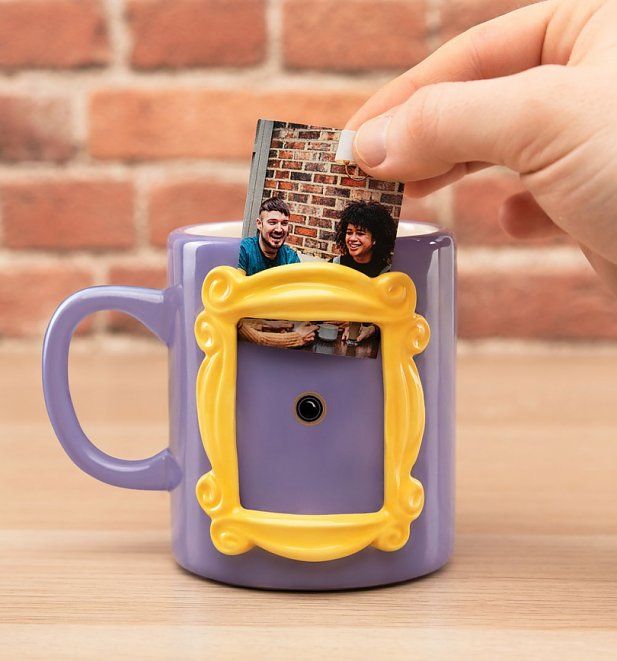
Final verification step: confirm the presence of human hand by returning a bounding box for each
[341,323,374,342]
[356,324,376,343]
[347,0,617,293]
[333,321,350,336]
[261,320,294,332]
[296,323,319,345]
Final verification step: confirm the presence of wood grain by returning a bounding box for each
[1,343,616,659]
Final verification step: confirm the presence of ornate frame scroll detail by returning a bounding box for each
[194,263,429,562]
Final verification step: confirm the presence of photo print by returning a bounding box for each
[237,120,405,360]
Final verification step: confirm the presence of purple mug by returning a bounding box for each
[43,220,455,590]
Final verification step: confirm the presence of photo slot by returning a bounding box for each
[237,120,404,360]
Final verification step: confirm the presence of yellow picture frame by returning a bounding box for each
[194,262,430,562]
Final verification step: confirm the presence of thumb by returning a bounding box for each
[352,66,572,182]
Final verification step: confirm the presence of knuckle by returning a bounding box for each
[506,67,581,171]
[406,83,448,149]
[465,24,493,80]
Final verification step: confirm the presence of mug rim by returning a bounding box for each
[171,219,447,242]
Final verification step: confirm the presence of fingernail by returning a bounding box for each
[354,114,392,168]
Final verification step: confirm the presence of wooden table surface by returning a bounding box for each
[1,343,616,659]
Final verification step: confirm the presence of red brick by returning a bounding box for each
[313,216,334,229]
[0,0,109,69]
[2,180,135,250]
[313,174,336,184]
[295,226,317,237]
[322,207,343,220]
[0,263,93,337]
[324,186,351,198]
[438,0,540,43]
[368,179,399,192]
[381,193,404,206]
[311,195,336,207]
[281,160,304,170]
[148,180,247,247]
[0,95,75,162]
[304,237,328,251]
[283,0,428,72]
[340,176,368,188]
[458,267,617,340]
[127,0,266,69]
[297,130,321,140]
[297,183,324,194]
[452,173,569,246]
[305,141,332,152]
[88,88,370,160]
[287,234,303,247]
[107,265,167,333]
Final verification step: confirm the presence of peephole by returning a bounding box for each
[295,393,326,425]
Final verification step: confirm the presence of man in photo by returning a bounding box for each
[237,197,313,348]
[237,197,300,276]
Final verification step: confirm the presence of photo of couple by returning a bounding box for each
[238,196,397,278]
[236,120,404,359]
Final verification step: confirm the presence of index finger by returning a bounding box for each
[345,0,555,130]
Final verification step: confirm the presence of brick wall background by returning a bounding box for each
[263,122,404,260]
[0,0,616,342]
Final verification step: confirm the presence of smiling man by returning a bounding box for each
[237,197,301,276]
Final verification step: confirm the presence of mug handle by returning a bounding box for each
[42,286,181,491]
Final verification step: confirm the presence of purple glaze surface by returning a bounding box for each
[43,221,456,590]
[43,286,181,490]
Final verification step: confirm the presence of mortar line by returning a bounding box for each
[0,161,251,181]
[426,0,444,53]
[133,170,151,252]
[0,68,394,90]
[266,0,284,76]
[105,0,133,73]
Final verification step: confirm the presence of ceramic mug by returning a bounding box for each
[317,323,339,342]
[42,220,455,590]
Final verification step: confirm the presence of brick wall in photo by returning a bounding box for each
[0,0,614,343]
[263,123,404,260]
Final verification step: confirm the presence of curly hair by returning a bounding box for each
[334,200,397,268]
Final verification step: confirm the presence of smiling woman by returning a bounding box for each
[331,200,397,277]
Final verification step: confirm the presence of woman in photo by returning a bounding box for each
[331,200,397,344]
[331,200,397,277]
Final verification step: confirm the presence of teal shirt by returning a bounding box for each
[238,236,300,276]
